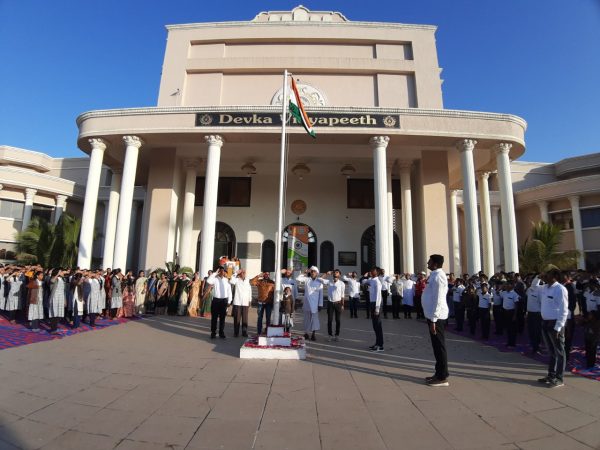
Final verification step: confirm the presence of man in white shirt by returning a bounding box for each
[402,274,415,319]
[342,272,360,318]
[422,254,449,386]
[362,267,384,351]
[501,282,520,347]
[538,269,569,387]
[526,275,543,354]
[206,266,232,339]
[379,269,394,319]
[391,274,404,319]
[322,270,346,341]
[296,266,323,341]
[230,269,252,337]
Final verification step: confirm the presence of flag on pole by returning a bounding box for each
[289,78,316,138]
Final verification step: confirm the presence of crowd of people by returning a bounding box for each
[1,260,598,385]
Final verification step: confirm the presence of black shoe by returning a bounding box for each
[425,375,437,383]
[219,334,226,339]
[310,335,316,341]
[304,333,310,339]
[426,377,449,387]
[234,333,239,338]
[368,345,377,350]
[537,376,551,384]
[548,379,564,388]
[210,333,216,339]
[242,332,248,337]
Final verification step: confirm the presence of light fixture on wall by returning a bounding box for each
[241,162,257,177]
[291,163,310,180]
[340,163,356,178]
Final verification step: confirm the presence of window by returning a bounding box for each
[320,241,334,272]
[195,177,251,207]
[581,207,600,228]
[347,179,401,209]
[261,240,275,272]
[0,199,24,220]
[32,205,53,222]
[550,211,573,230]
[585,251,600,272]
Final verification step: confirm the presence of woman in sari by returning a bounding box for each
[146,272,158,314]
[134,270,147,315]
[187,272,202,317]
[177,273,191,316]
[200,270,213,317]
[156,273,169,315]
[118,270,136,318]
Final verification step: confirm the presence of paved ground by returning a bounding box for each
[0,311,599,450]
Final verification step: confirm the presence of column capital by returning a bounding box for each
[369,136,390,149]
[456,139,477,152]
[477,171,491,181]
[204,135,224,147]
[537,200,549,207]
[397,160,412,172]
[123,135,143,148]
[493,142,512,155]
[56,194,68,205]
[183,158,202,171]
[24,188,37,201]
[111,167,123,175]
[89,138,107,151]
[568,195,580,207]
[450,189,460,198]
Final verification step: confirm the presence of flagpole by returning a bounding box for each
[273,69,289,327]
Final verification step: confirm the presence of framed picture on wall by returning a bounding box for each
[338,251,357,266]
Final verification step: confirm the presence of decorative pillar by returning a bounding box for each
[53,195,68,225]
[491,206,502,273]
[449,190,461,274]
[569,195,586,269]
[398,162,414,274]
[198,135,224,277]
[370,136,390,272]
[102,170,121,269]
[386,162,395,274]
[77,138,106,269]
[113,136,142,270]
[21,188,37,231]
[538,201,549,223]
[494,142,519,272]
[478,171,494,276]
[457,139,481,275]
[179,159,201,269]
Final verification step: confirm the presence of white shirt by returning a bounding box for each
[402,279,415,304]
[526,277,542,312]
[492,287,503,306]
[296,275,323,313]
[322,278,345,302]
[541,281,569,331]
[379,275,393,292]
[391,279,404,297]
[361,277,382,310]
[501,290,519,310]
[230,275,252,306]
[422,268,449,322]
[342,276,361,298]
[452,285,465,302]
[478,292,491,309]
[207,273,233,304]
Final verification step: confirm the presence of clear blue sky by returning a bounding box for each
[1,0,599,161]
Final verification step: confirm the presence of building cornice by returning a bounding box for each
[514,174,600,207]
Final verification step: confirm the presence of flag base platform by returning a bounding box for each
[240,326,306,360]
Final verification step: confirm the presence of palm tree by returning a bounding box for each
[49,214,81,268]
[519,222,579,274]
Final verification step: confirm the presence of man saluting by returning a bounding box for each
[422,254,450,386]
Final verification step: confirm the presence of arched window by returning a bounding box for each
[197,221,236,272]
[320,241,334,272]
[281,223,317,271]
[261,240,275,273]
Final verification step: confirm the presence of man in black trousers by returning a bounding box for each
[422,254,450,386]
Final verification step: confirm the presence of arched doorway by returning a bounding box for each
[360,225,401,274]
[282,223,317,272]
[320,241,334,272]
[261,239,275,272]
[197,221,236,271]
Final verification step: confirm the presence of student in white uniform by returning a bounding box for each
[390,274,404,319]
[501,282,520,347]
[5,270,23,323]
[402,274,415,319]
[378,269,394,319]
[321,270,346,341]
[229,269,252,337]
[526,275,543,353]
[583,281,599,369]
[297,266,324,341]
[362,267,383,351]
[342,272,360,318]
[477,283,492,340]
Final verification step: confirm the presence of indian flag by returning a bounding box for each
[289,78,316,138]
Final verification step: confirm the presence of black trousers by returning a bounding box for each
[493,305,504,334]
[391,295,401,319]
[467,307,478,335]
[381,291,389,318]
[479,307,491,339]
[349,296,359,318]
[232,305,248,337]
[49,316,60,332]
[516,301,526,334]
[365,294,371,318]
[89,313,97,326]
[327,301,342,336]
[454,303,465,331]
[564,318,575,360]
[428,319,449,380]
[211,298,227,336]
[527,311,542,352]
[403,304,412,318]
[415,294,424,319]
[504,309,517,346]
[370,303,383,347]
[584,320,599,368]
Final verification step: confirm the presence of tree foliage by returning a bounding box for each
[518,222,579,274]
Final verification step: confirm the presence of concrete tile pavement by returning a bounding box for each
[0,311,597,449]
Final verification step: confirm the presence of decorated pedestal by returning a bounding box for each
[240,325,306,360]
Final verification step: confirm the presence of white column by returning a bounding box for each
[386,163,395,274]
[102,170,121,269]
[494,142,519,272]
[538,201,549,223]
[21,188,37,231]
[199,135,224,277]
[53,194,68,225]
[112,136,142,270]
[77,138,106,269]
[491,206,501,273]
[398,162,414,274]
[370,136,390,271]
[457,139,481,275]
[478,171,494,276]
[569,195,586,269]
[449,189,461,274]
[179,159,201,269]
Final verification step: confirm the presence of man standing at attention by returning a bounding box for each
[362,267,384,352]
[250,272,275,335]
[422,254,450,386]
[322,269,346,341]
